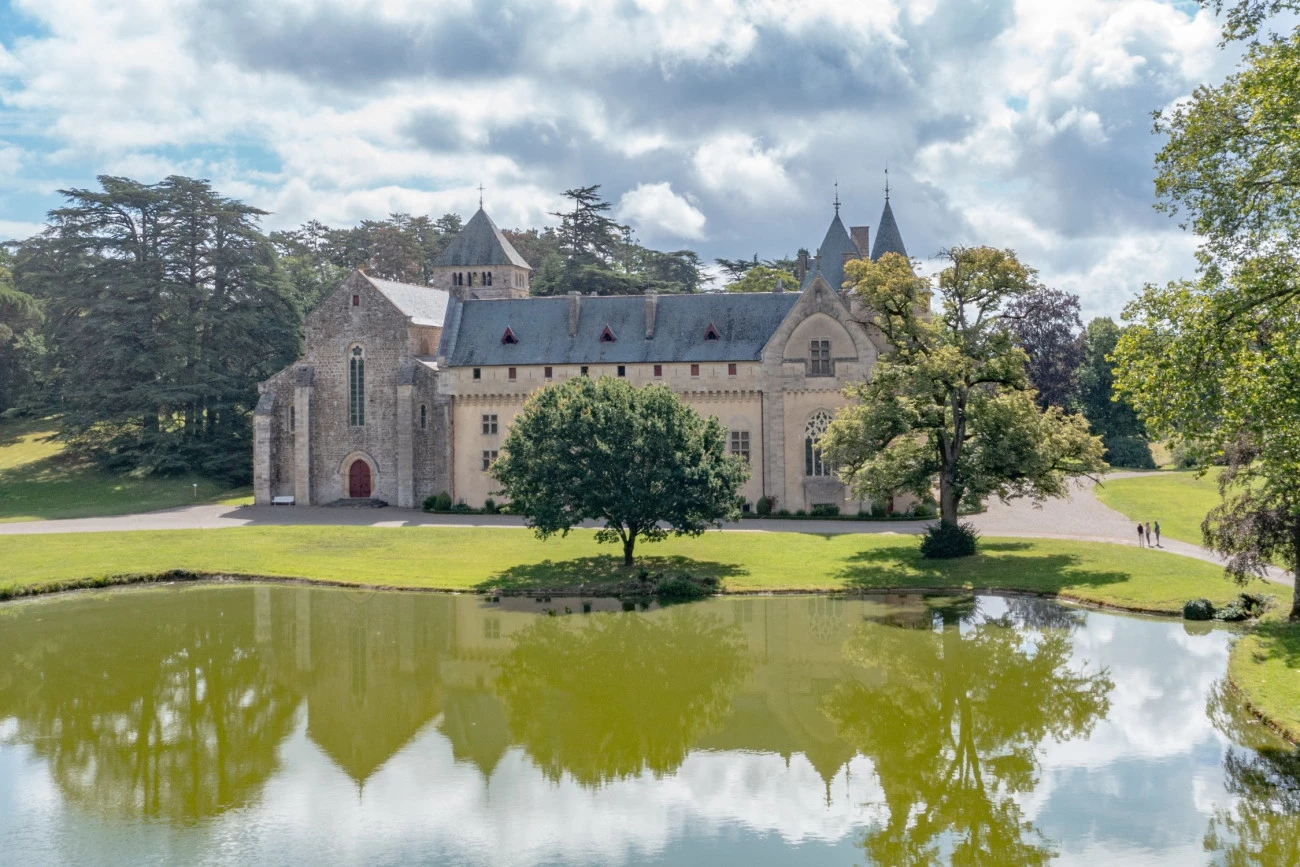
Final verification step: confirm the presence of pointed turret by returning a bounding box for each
[800,211,858,293]
[870,199,908,261]
[431,206,532,299]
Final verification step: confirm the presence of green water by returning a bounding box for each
[0,585,1295,865]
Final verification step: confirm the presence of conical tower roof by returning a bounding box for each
[801,211,858,292]
[433,208,531,270]
[870,199,908,261]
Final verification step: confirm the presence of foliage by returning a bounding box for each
[0,249,43,413]
[919,520,980,559]
[652,573,719,602]
[1184,598,1215,620]
[723,263,798,294]
[491,376,750,565]
[1101,435,1156,469]
[1076,317,1147,442]
[1004,287,1084,410]
[755,495,775,516]
[1115,275,1300,619]
[13,176,300,483]
[825,247,1106,542]
[810,503,840,517]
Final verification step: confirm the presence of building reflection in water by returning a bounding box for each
[0,583,1294,862]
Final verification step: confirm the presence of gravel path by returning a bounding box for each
[0,475,1289,586]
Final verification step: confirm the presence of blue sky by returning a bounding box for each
[0,0,1239,316]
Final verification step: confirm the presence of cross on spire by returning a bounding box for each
[833,179,840,214]
[884,163,890,202]
[477,183,485,209]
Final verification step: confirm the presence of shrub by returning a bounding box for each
[871,502,887,518]
[654,573,719,602]
[777,509,790,517]
[919,521,979,559]
[483,497,498,514]
[1183,598,1215,621]
[795,509,807,517]
[756,495,776,516]
[450,502,472,513]
[1103,435,1157,470]
[424,491,452,512]
[1170,443,1198,469]
[913,500,937,518]
[810,504,840,517]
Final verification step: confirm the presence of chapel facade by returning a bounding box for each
[253,197,911,513]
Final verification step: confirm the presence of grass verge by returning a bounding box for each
[1229,614,1300,744]
[0,525,1277,616]
[1095,470,1220,547]
[0,417,251,521]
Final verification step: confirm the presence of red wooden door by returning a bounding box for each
[348,461,372,498]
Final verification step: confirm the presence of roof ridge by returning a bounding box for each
[432,208,531,270]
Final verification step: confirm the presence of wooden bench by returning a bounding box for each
[271,496,295,506]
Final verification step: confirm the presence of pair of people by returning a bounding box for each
[1137,521,1161,548]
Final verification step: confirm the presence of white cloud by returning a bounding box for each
[617,181,706,241]
[693,133,798,206]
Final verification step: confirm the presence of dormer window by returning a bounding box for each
[704,323,721,341]
[600,326,616,343]
[501,327,518,345]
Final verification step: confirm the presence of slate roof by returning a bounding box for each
[432,208,531,270]
[365,274,450,327]
[800,211,860,292]
[870,199,908,261]
[441,292,801,367]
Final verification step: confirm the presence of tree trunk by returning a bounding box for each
[623,534,636,567]
[939,471,959,527]
[1290,523,1300,621]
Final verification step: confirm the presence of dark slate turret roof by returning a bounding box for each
[870,200,908,261]
[441,292,800,367]
[432,208,531,270]
[800,212,859,292]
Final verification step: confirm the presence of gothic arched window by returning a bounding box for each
[805,411,832,477]
[349,346,365,426]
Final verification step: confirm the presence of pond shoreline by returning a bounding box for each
[6,568,1294,748]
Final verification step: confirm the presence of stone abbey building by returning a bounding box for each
[253,196,910,513]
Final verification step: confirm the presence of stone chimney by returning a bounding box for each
[568,291,581,337]
[850,226,871,257]
[774,277,785,294]
[797,250,809,284]
[644,292,658,339]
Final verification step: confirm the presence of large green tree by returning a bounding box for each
[0,248,43,412]
[724,263,798,294]
[822,248,1106,533]
[491,376,749,565]
[15,175,299,481]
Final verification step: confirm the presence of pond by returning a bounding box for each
[0,585,1296,866]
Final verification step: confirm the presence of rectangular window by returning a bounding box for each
[483,617,501,639]
[481,449,498,471]
[482,414,498,435]
[473,368,481,380]
[544,366,553,379]
[728,363,737,376]
[349,351,365,426]
[420,404,426,429]
[730,430,750,463]
[351,294,359,307]
[654,364,662,377]
[809,340,832,376]
[690,363,700,377]
[289,405,295,432]
[617,365,626,377]
[508,367,517,380]
[581,366,589,376]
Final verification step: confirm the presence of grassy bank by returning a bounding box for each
[0,417,251,522]
[1094,470,1219,547]
[0,525,1274,615]
[1229,615,1300,744]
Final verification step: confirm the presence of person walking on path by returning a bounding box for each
[1137,523,1146,548]
[1145,522,1153,547]
[1153,521,1161,547]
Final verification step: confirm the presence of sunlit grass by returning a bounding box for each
[1229,613,1300,744]
[0,525,1276,616]
[1095,470,1221,547]
[0,417,248,521]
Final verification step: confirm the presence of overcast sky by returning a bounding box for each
[0,0,1239,317]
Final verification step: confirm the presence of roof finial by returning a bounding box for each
[884,163,890,203]
[477,182,485,210]
[833,179,840,215]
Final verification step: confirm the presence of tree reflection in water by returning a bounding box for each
[0,590,298,821]
[495,606,750,786]
[823,596,1113,865]
[1203,680,1300,865]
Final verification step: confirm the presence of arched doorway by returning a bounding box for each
[348,460,372,499]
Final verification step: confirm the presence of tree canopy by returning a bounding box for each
[822,248,1106,535]
[723,263,799,294]
[490,376,749,565]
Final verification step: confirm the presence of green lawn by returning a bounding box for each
[0,417,251,522]
[1094,470,1220,547]
[1229,615,1300,744]
[0,525,1276,615]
